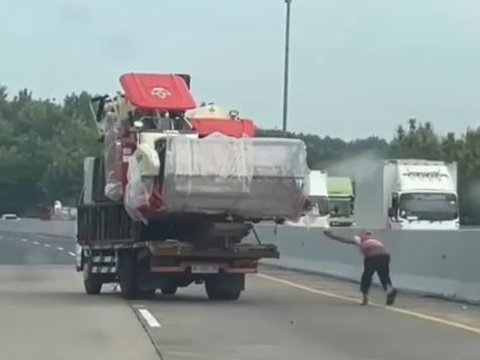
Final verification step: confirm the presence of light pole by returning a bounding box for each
[282,0,292,135]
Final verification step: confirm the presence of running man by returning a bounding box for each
[323,229,398,306]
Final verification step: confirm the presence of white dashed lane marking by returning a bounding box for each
[1,235,75,260]
[11,236,73,256]
[138,309,161,328]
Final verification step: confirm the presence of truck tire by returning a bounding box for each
[83,260,102,295]
[207,288,241,300]
[205,275,243,301]
[118,252,139,300]
[205,281,241,300]
[138,289,156,299]
[161,284,178,295]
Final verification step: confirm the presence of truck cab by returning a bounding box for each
[327,177,355,227]
[385,160,459,230]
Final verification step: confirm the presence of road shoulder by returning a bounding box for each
[259,265,480,333]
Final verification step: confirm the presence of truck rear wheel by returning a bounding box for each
[118,252,139,299]
[138,289,156,299]
[205,274,244,301]
[83,260,102,295]
[161,284,178,295]
[206,287,241,300]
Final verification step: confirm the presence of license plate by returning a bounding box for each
[191,264,219,274]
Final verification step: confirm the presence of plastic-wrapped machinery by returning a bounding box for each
[125,132,310,222]
[103,112,126,202]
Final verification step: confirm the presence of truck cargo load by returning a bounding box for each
[125,133,309,224]
[100,73,309,224]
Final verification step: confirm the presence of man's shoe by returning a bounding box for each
[386,289,398,306]
[361,295,369,306]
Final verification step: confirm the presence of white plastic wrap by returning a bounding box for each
[161,133,310,220]
[103,112,125,201]
[124,154,155,224]
[165,132,255,194]
[302,204,319,228]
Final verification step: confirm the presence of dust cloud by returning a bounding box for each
[467,183,480,202]
[323,151,384,182]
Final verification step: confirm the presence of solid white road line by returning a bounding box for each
[68,251,76,257]
[138,309,161,328]
[57,247,63,251]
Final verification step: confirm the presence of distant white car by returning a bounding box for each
[1,214,20,221]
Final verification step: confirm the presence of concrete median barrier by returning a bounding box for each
[254,224,480,303]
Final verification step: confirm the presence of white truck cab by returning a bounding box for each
[385,159,459,230]
[287,170,330,228]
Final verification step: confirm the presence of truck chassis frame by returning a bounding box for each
[76,202,279,301]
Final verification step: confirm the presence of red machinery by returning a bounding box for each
[93,73,307,225]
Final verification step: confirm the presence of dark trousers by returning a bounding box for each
[360,254,392,295]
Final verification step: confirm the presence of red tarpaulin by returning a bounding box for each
[190,119,256,138]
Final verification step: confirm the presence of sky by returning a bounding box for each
[1,0,480,140]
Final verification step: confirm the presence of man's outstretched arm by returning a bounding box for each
[323,230,356,245]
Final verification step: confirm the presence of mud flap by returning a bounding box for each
[75,244,84,271]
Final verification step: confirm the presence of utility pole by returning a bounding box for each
[282,0,292,134]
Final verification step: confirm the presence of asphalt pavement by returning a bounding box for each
[2,228,480,360]
[133,267,480,360]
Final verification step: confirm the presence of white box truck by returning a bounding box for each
[355,159,459,230]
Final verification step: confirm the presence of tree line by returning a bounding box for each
[0,87,101,215]
[1,88,479,223]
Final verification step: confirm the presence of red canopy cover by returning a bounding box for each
[120,73,196,111]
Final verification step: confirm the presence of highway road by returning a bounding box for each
[2,227,480,360]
